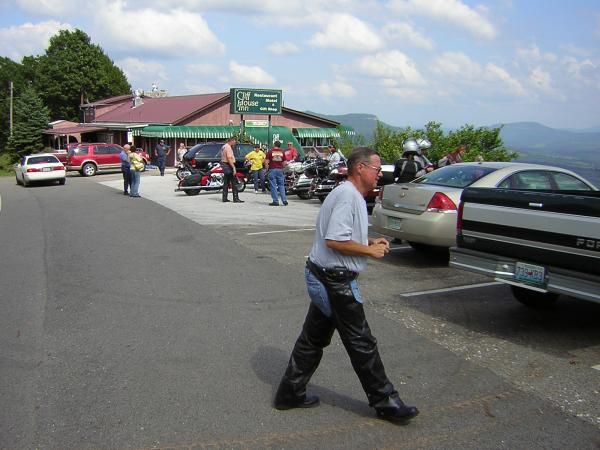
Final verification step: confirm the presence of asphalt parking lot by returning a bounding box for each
[97,169,600,431]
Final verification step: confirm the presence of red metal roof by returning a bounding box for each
[94,93,229,125]
[43,125,108,135]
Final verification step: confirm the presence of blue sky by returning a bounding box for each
[1,0,599,129]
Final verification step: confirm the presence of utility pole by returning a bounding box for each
[9,81,14,136]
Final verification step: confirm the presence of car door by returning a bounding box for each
[93,145,112,170]
[106,145,123,169]
[15,157,25,182]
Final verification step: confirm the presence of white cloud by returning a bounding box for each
[228,61,276,86]
[355,50,425,85]
[516,45,557,64]
[116,57,168,89]
[382,22,435,50]
[388,0,496,40]
[16,0,78,16]
[385,87,425,101]
[433,52,525,96]
[186,63,220,76]
[529,67,551,91]
[484,63,526,96]
[0,20,72,61]
[267,41,300,55]
[317,80,356,98]
[96,2,225,57]
[309,13,383,52]
[562,56,600,89]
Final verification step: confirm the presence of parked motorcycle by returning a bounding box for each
[175,162,246,196]
[311,161,347,203]
[176,158,198,180]
[291,157,329,200]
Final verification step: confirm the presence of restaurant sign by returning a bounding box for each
[230,88,282,115]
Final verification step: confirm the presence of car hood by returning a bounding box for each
[380,183,463,214]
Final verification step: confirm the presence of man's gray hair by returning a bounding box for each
[347,147,378,174]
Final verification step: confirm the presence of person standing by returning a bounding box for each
[177,143,187,164]
[274,146,419,424]
[245,144,266,193]
[154,139,171,176]
[327,144,341,168]
[128,147,144,197]
[265,141,288,206]
[438,144,466,167]
[220,137,244,203]
[120,144,131,195]
[284,142,299,162]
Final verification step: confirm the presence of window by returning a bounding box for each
[499,171,552,190]
[28,155,60,164]
[551,172,592,191]
[235,144,254,158]
[94,145,110,155]
[108,145,122,155]
[69,146,89,156]
[415,165,497,188]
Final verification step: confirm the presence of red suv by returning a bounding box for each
[66,143,150,177]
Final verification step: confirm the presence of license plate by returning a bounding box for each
[388,216,403,230]
[514,262,545,285]
[42,167,52,172]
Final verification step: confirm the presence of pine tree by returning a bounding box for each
[6,85,50,158]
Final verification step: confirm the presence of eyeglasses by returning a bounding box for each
[361,163,382,174]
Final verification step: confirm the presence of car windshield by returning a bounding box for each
[28,155,60,164]
[414,165,498,188]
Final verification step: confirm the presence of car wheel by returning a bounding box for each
[82,163,97,177]
[184,189,201,196]
[15,175,21,185]
[407,241,430,251]
[58,178,66,185]
[511,286,558,308]
[22,177,29,187]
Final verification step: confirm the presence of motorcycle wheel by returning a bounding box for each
[184,188,201,196]
[235,178,246,193]
[177,168,192,180]
[297,192,312,200]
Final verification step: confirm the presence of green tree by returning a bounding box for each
[33,29,130,121]
[5,85,50,158]
[373,121,515,164]
[332,125,365,158]
[0,57,28,152]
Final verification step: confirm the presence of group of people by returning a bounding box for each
[119,144,146,197]
[394,141,468,183]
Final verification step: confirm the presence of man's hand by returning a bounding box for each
[368,238,390,259]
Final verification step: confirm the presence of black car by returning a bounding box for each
[184,142,254,172]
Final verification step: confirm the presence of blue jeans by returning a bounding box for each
[268,169,287,204]
[121,165,131,193]
[157,156,166,175]
[130,171,141,196]
[252,169,265,191]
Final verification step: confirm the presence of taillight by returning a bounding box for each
[27,168,41,172]
[456,200,464,235]
[426,192,457,212]
[53,166,64,171]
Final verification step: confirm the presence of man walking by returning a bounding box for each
[154,139,171,176]
[274,147,419,424]
[221,137,244,203]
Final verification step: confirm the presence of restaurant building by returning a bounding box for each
[43,90,354,166]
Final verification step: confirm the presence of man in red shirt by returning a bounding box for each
[265,141,288,206]
[284,142,299,162]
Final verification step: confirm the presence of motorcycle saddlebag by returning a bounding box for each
[180,173,203,186]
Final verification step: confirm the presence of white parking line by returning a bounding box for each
[401,281,503,297]
[247,228,315,236]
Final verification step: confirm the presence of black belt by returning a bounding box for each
[306,259,358,281]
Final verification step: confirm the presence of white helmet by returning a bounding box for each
[402,138,420,154]
[417,138,431,150]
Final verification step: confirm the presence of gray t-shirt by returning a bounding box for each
[308,181,368,273]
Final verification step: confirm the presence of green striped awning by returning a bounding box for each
[294,127,355,139]
[132,125,239,138]
[244,126,304,157]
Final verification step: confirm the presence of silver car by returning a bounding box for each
[371,162,597,249]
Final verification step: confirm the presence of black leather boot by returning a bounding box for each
[373,394,419,423]
[273,381,319,410]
